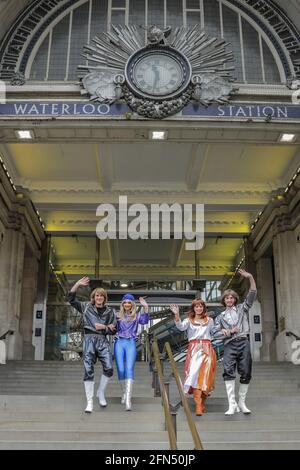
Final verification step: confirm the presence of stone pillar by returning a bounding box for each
[32,237,50,360]
[256,257,277,361]
[19,245,39,359]
[273,226,300,361]
[0,223,25,360]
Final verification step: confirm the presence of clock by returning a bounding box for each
[125,46,192,100]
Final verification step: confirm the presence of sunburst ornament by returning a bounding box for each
[78,24,237,119]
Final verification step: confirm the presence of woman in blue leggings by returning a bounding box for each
[114,294,149,410]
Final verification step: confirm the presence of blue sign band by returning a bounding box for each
[0,101,299,120]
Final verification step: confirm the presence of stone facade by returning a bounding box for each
[0,163,45,359]
[250,175,300,361]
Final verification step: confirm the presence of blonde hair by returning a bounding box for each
[119,301,137,321]
[90,287,107,305]
[221,289,239,307]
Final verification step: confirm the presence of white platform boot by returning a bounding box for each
[84,381,94,413]
[238,383,251,414]
[125,379,134,411]
[225,380,240,415]
[120,380,126,404]
[97,375,110,407]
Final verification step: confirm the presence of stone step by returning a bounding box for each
[0,410,165,423]
[178,421,300,431]
[0,395,162,412]
[177,430,300,441]
[179,441,300,451]
[177,410,300,422]
[0,430,168,442]
[0,441,171,450]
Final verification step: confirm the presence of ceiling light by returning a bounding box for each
[150,131,167,140]
[120,283,128,288]
[15,130,34,140]
[279,133,296,143]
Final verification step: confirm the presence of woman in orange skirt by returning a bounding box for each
[170,300,217,416]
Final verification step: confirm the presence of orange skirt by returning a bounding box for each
[184,340,216,395]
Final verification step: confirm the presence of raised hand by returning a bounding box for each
[238,269,252,279]
[170,304,179,316]
[77,276,90,286]
[71,276,90,292]
[139,297,149,311]
[238,268,256,290]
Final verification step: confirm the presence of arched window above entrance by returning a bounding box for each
[0,0,299,84]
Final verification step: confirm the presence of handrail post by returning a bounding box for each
[153,367,161,397]
[171,410,177,439]
[164,381,170,402]
[165,341,204,450]
[151,340,177,450]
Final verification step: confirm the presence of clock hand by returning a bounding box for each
[152,65,160,91]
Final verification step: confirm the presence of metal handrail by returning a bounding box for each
[152,341,178,450]
[0,329,14,341]
[286,331,300,341]
[149,337,203,450]
[164,342,203,450]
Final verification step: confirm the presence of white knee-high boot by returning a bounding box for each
[97,375,110,407]
[125,378,134,411]
[84,381,94,413]
[225,380,240,415]
[120,380,126,404]
[238,383,251,414]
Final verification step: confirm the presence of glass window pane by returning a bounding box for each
[263,40,281,83]
[111,10,125,24]
[148,0,164,27]
[242,18,262,84]
[186,0,200,9]
[90,0,108,37]
[187,10,201,28]
[69,3,90,80]
[30,34,49,80]
[222,5,243,82]
[129,0,145,26]
[203,0,220,37]
[167,0,183,29]
[48,15,69,80]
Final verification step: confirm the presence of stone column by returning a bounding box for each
[256,257,277,361]
[0,222,25,359]
[32,237,50,360]
[19,245,39,359]
[273,226,300,361]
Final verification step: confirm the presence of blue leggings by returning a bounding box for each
[114,338,137,380]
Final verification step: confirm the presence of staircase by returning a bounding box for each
[0,360,299,450]
[0,361,169,450]
[174,362,300,450]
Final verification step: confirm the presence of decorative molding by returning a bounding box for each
[55,263,232,271]
[29,188,271,197]
[47,218,248,226]
[250,174,300,257]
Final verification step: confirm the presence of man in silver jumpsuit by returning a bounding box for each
[67,276,116,413]
[212,269,257,415]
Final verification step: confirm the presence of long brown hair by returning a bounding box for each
[90,287,107,305]
[221,289,239,307]
[187,299,208,324]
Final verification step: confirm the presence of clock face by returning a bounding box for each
[125,47,191,99]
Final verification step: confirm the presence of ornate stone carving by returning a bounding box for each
[10,72,26,86]
[79,24,237,119]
